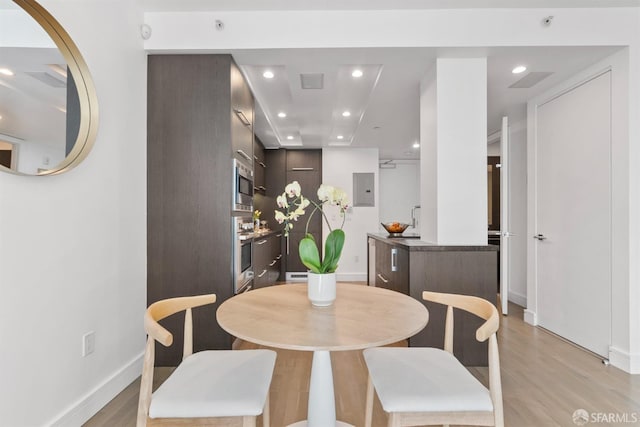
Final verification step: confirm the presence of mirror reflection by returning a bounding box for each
[0,0,95,175]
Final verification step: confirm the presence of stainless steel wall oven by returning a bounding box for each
[233,158,253,213]
[233,217,254,293]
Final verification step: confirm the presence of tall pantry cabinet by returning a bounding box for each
[147,55,254,366]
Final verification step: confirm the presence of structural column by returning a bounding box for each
[420,58,488,245]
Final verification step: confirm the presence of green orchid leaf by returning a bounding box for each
[322,229,345,273]
[299,235,322,273]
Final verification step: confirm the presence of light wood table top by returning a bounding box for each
[216,282,429,351]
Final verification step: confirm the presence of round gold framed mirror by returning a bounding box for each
[0,0,98,175]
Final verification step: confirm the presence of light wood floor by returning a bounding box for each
[85,303,640,427]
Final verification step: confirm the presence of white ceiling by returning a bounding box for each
[140,0,640,12]
[233,45,621,159]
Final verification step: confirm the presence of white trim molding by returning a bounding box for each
[508,290,527,307]
[524,309,537,326]
[609,346,640,374]
[49,352,144,427]
[337,272,367,282]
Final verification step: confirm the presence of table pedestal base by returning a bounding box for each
[289,421,353,427]
[289,350,355,427]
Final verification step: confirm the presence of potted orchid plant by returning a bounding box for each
[275,181,349,305]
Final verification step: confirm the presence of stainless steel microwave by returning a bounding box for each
[233,158,253,213]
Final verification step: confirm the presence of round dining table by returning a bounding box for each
[216,282,429,427]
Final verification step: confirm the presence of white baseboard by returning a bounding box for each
[524,309,537,325]
[609,346,640,374]
[507,290,527,307]
[286,272,367,282]
[49,352,144,426]
[336,272,367,282]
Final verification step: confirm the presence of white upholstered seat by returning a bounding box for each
[363,347,493,413]
[363,291,504,427]
[137,294,276,427]
[149,349,276,419]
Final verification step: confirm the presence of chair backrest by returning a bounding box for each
[137,294,217,427]
[422,290,503,426]
[422,290,499,346]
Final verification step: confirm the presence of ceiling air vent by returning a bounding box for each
[509,72,554,89]
[300,73,324,90]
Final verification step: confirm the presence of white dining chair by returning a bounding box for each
[363,290,504,427]
[136,293,276,427]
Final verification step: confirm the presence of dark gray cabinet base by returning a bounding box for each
[367,234,498,366]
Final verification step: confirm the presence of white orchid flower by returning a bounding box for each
[317,184,334,202]
[275,210,287,224]
[277,193,289,209]
[333,188,349,208]
[285,181,302,198]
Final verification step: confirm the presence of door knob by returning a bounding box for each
[533,234,547,240]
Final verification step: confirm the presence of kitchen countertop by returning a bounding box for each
[367,233,499,252]
[238,228,283,241]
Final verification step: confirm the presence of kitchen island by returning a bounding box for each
[367,233,498,366]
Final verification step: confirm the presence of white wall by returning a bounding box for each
[526,48,637,372]
[0,1,147,425]
[420,58,487,245]
[507,122,528,306]
[420,67,438,243]
[322,148,379,281]
[0,6,637,426]
[378,159,420,233]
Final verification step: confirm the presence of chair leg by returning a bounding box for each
[365,375,374,427]
[387,412,400,427]
[262,393,270,427]
[243,416,256,427]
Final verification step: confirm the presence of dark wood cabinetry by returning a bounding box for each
[285,150,322,273]
[231,61,254,165]
[374,240,409,294]
[253,232,283,288]
[253,137,266,192]
[147,54,253,366]
[368,235,497,366]
[264,149,287,279]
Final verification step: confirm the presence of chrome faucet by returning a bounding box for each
[411,205,421,228]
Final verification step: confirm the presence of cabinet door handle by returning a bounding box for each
[254,155,259,161]
[257,269,267,278]
[377,273,389,284]
[276,254,282,260]
[259,186,266,191]
[291,167,314,171]
[269,260,277,267]
[276,234,282,238]
[236,149,252,162]
[391,248,398,272]
[256,239,268,245]
[259,162,266,168]
[233,109,251,126]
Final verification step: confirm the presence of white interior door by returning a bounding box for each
[499,116,510,315]
[535,71,611,357]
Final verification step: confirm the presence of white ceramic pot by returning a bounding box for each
[307,272,336,307]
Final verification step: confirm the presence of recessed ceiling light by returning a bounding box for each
[0,68,14,76]
[512,65,527,74]
[287,135,294,140]
[413,142,420,148]
[342,111,351,117]
[277,112,287,118]
[0,115,3,120]
[337,135,344,140]
[263,70,274,79]
[352,69,363,78]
